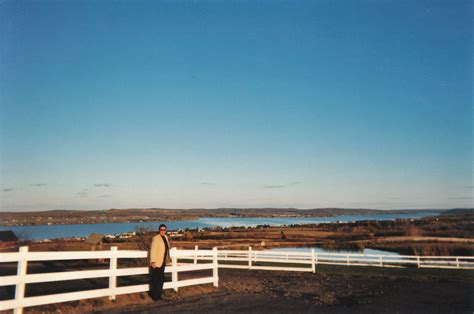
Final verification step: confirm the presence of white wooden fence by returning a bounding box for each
[185,246,474,272]
[0,246,218,314]
[1,246,472,313]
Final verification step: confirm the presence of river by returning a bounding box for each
[0,212,439,240]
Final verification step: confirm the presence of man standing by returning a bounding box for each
[149,224,171,301]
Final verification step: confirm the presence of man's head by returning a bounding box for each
[159,224,167,235]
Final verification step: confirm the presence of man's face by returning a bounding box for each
[159,227,167,235]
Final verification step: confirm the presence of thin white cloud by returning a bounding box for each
[76,192,88,198]
[264,182,301,188]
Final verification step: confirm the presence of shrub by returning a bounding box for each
[405,225,423,237]
[184,231,194,241]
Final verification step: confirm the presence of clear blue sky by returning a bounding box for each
[1,0,472,211]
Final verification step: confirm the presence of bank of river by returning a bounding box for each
[0,212,439,240]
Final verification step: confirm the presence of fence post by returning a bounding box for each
[248,246,252,269]
[14,246,28,314]
[379,256,383,267]
[109,246,118,300]
[456,257,460,269]
[417,256,420,268]
[213,247,219,287]
[311,249,316,273]
[194,245,198,264]
[171,247,178,292]
[346,255,350,265]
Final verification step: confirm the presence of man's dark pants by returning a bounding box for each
[149,265,165,301]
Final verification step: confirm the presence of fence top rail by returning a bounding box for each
[0,249,147,263]
[313,254,474,260]
[219,250,311,256]
[0,248,219,263]
[172,249,216,257]
[218,249,474,260]
[1,247,473,263]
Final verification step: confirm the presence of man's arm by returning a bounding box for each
[150,236,158,267]
[165,236,171,265]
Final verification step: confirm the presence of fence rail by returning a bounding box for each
[183,246,474,272]
[0,246,218,314]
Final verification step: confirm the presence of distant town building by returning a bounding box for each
[0,230,18,248]
[119,232,136,239]
[85,233,104,250]
[85,233,105,263]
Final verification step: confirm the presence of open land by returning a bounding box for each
[0,212,473,313]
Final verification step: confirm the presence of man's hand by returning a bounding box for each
[150,262,157,268]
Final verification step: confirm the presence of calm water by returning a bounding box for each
[0,212,439,240]
[269,247,400,256]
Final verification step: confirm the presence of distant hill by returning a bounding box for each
[182,207,445,217]
[441,208,474,215]
[0,207,448,226]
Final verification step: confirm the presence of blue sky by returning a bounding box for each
[1,0,472,211]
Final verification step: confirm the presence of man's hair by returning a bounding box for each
[159,224,167,230]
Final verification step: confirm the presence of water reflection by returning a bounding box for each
[269,247,400,256]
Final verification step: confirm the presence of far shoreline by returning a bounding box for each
[0,211,445,241]
[0,207,452,227]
